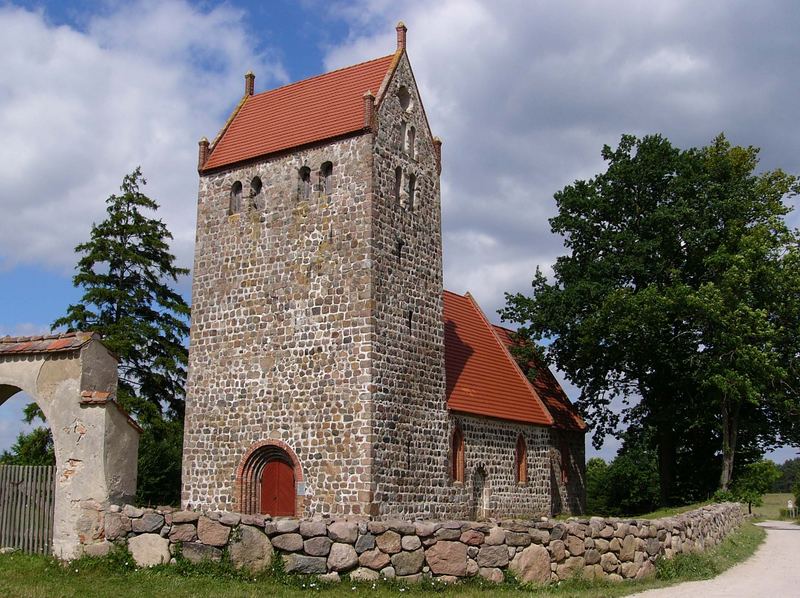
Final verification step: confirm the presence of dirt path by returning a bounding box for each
[629,520,800,597]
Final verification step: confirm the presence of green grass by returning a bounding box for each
[0,522,765,598]
[752,493,793,519]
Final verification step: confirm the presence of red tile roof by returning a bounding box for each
[203,54,397,171]
[0,332,98,355]
[492,325,586,432]
[443,291,554,426]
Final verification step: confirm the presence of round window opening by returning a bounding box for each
[397,85,412,111]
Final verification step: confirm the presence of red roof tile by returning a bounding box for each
[203,54,397,171]
[492,325,586,432]
[0,332,97,355]
[443,291,553,426]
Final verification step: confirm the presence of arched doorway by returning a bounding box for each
[235,440,303,517]
[260,454,295,516]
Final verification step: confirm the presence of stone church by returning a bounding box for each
[182,23,585,521]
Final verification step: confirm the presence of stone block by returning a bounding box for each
[425,541,467,576]
[509,544,550,584]
[391,548,424,576]
[271,533,303,552]
[376,531,401,554]
[182,542,222,564]
[299,520,327,538]
[327,543,358,572]
[359,548,390,570]
[328,521,358,544]
[477,544,508,568]
[104,513,131,541]
[401,535,422,551]
[132,513,164,534]
[169,524,197,543]
[197,516,230,547]
[304,536,333,557]
[355,532,376,553]
[284,554,327,574]
[229,525,273,572]
[128,533,169,567]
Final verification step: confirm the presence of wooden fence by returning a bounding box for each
[0,465,55,554]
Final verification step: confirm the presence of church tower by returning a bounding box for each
[183,24,452,518]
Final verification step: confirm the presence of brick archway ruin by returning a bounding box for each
[0,333,140,559]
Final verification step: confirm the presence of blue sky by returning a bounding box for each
[0,0,798,464]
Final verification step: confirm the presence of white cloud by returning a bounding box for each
[0,1,288,272]
[322,0,800,320]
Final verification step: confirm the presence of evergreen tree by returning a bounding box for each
[53,167,190,421]
[50,167,190,504]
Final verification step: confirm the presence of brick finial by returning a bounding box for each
[363,90,376,131]
[198,137,209,171]
[396,21,407,51]
[245,71,255,96]
[433,137,442,174]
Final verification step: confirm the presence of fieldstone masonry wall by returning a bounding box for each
[93,502,745,585]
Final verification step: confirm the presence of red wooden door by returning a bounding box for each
[260,459,295,516]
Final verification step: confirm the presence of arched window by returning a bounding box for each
[407,126,416,160]
[320,162,333,195]
[399,121,407,152]
[408,174,416,210]
[397,85,411,111]
[250,176,262,197]
[229,181,243,214]
[515,435,528,484]
[298,167,311,200]
[394,167,402,205]
[451,426,465,483]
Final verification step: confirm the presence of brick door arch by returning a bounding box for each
[235,440,304,516]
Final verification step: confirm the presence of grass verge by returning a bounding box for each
[0,522,765,598]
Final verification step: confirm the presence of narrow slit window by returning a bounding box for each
[408,126,416,160]
[229,181,243,214]
[408,174,416,210]
[451,426,465,483]
[394,167,402,205]
[298,167,311,200]
[395,239,404,264]
[399,121,407,152]
[515,435,528,484]
[320,162,333,195]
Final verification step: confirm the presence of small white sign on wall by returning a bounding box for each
[296,482,306,496]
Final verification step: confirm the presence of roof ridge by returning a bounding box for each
[251,54,395,100]
[463,292,555,426]
[0,331,83,343]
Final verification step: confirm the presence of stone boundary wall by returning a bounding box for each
[92,502,746,585]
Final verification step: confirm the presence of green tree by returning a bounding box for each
[0,402,54,466]
[585,457,610,515]
[773,457,800,492]
[731,460,782,514]
[503,134,800,500]
[51,167,190,504]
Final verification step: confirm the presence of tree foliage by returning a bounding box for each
[53,167,190,422]
[773,457,800,492]
[44,167,190,504]
[503,134,800,500]
[0,427,54,466]
[730,460,782,513]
